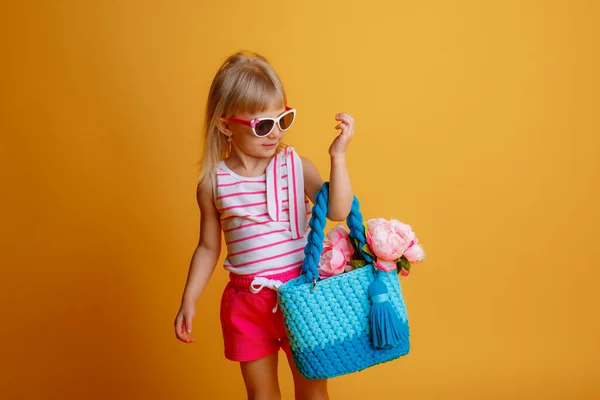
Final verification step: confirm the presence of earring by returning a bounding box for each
[226,135,232,143]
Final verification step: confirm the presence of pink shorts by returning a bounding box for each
[220,268,301,362]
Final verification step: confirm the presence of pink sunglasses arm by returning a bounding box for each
[226,106,293,128]
[227,116,259,127]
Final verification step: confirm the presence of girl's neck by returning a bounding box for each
[224,148,274,178]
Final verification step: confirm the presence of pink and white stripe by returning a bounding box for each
[214,147,311,276]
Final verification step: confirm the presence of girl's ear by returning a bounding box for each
[217,118,232,136]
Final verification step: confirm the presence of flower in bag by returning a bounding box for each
[318,224,355,278]
[397,237,426,277]
[366,218,425,277]
[374,259,397,273]
[405,238,425,264]
[326,224,355,263]
[318,240,346,278]
[366,218,415,261]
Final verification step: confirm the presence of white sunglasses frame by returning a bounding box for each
[227,107,297,137]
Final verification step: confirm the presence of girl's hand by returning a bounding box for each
[329,113,354,158]
[174,302,196,343]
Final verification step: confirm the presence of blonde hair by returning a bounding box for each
[198,51,288,186]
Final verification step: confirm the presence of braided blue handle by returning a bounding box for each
[301,182,374,283]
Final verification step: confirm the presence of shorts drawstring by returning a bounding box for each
[249,277,284,312]
[227,269,300,314]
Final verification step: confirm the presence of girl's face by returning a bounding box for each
[221,105,292,159]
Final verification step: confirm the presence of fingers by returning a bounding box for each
[335,113,353,126]
[330,112,355,157]
[335,113,354,137]
[174,315,185,341]
[335,123,348,137]
[185,318,193,335]
[174,313,195,343]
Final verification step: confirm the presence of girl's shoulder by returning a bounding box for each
[196,171,217,210]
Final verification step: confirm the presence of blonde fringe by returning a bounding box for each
[197,51,288,189]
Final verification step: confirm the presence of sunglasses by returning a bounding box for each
[227,106,296,137]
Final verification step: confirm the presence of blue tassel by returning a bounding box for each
[369,273,403,349]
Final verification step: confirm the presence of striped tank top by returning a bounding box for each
[213,147,311,276]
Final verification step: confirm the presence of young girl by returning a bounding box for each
[174,51,355,400]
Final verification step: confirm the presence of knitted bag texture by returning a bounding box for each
[278,183,410,379]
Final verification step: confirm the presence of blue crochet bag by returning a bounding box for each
[278,183,410,380]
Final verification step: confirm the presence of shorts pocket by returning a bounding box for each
[219,285,238,334]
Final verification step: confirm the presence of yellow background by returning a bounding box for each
[1,0,599,399]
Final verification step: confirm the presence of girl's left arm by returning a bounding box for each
[302,112,355,221]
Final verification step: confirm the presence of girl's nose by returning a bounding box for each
[267,124,282,139]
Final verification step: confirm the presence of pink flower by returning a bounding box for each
[404,238,425,264]
[318,240,346,278]
[374,259,397,272]
[366,218,415,261]
[326,224,355,263]
[399,267,411,278]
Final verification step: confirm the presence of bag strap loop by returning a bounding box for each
[301,182,373,283]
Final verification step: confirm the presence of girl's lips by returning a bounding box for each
[263,143,277,147]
